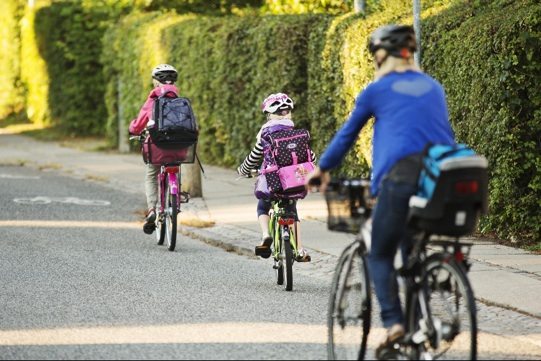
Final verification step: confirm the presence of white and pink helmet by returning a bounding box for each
[261,93,294,114]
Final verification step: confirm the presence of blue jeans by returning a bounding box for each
[368,178,417,328]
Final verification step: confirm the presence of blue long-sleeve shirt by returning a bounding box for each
[319,70,455,195]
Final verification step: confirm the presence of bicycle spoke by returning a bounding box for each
[409,258,477,360]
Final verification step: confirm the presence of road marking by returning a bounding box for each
[0,174,40,179]
[0,220,138,229]
[13,196,110,206]
[0,323,327,345]
[0,323,538,358]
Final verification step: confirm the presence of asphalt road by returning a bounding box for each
[1,164,539,360]
[0,165,330,360]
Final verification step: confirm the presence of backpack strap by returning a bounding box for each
[159,91,178,99]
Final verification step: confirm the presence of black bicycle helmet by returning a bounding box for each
[151,64,178,84]
[369,24,417,59]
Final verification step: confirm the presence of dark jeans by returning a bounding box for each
[368,178,417,328]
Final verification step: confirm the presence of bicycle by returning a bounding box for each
[241,171,302,292]
[314,155,488,360]
[130,133,194,252]
[269,198,301,292]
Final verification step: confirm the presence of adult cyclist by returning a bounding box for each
[306,25,456,358]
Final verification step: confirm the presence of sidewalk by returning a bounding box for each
[1,131,540,318]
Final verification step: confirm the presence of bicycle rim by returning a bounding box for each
[328,241,371,360]
[165,181,178,252]
[284,230,293,292]
[408,255,477,360]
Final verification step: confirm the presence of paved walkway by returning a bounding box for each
[1,132,540,318]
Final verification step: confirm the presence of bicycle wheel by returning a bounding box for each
[156,175,166,245]
[407,254,477,360]
[328,241,371,360]
[164,178,178,252]
[283,226,294,292]
[156,212,166,246]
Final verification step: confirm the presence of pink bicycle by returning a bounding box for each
[131,133,195,251]
[155,164,191,251]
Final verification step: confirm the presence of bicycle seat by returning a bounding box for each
[408,155,488,237]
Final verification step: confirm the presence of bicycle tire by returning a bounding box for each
[156,213,166,246]
[283,227,294,292]
[328,240,371,360]
[407,253,477,360]
[165,179,178,252]
[156,175,166,245]
[271,215,284,286]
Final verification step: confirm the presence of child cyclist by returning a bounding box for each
[306,25,456,359]
[237,93,316,262]
[129,64,179,234]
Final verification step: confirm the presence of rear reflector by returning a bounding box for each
[455,180,479,195]
[165,166,180,173]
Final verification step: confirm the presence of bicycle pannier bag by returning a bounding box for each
[149,93,199,149]
[418,143,476,199]
[409,143,489,236]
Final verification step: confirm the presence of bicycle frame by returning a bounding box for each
[157,165,181,214]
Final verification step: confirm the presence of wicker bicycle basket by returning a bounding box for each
[325,179,372,234]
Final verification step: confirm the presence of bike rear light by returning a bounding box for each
[278,218,295,226]
[455,251,465,263]
[165,166,180,173]
[454,180,479,195]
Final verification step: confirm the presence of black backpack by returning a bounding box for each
[149,92,198,149]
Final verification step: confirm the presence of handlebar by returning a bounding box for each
[235,168,259,181]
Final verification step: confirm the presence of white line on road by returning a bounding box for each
[0,220,139,229]
[13,196,111,206]
[0,174,40,179]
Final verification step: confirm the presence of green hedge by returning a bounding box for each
[102,12,325,163]
[0,0,25,120]
[29,1,139,134]
[100,0,540,244]
[422,0,541,242]
[5,0,539,243]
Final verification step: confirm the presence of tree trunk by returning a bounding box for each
[182,158,202,197]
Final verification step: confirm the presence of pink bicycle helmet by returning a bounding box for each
[261,93,294,114]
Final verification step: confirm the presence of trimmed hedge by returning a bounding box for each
[422,0,541,242]
[100,0,540,243]
[4,0,540,243]
[20,0,51,125]
[0,0,25,120]
[17,0,139,130]
[102,12,325,164]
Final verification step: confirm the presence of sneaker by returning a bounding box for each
[375,324,405,360]
[143,208,156,235]
[255,236,273,259]
[295,248,311,262]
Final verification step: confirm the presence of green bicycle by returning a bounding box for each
[269,198,300,292]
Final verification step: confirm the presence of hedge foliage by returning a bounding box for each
[0,0,25,120]
[102,12,325,163]
[422,0,541,241]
